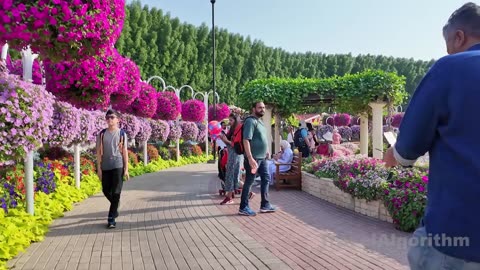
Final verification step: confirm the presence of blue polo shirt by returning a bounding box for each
[394,44,480,262]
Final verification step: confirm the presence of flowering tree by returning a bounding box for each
[208,103,230,121]
[180,122,199,141]
[149,120,170,142]
[181,99,205,122]
[47,101,81,147]
[168,121,182,141]
[126,82,158,118]
[155,91,181,121]
[0,0,126,61]
[196,123,207,143]
[338,126,352,141]
[0,72,54,165]
[44,47,124,110]
[135,118,152,143]
[111,57,141,112]
[90,110,107,140]
[351,125,360,141]
[119,113,140,141]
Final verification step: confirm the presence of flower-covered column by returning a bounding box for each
[360,113,369,155]
[369,102,386,159]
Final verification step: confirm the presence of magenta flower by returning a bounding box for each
[181,99,206,122]
[126,82,158,118]
[154,91,181,121]
[333,113,351,126]
[208,103,230,121]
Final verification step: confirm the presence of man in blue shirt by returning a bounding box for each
[384,3,480,269]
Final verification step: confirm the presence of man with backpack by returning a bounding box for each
[96,109,129,228]
[294,121,311,158]
[236,101,277,216]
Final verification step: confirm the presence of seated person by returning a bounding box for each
[316,132,334,157]
[267,140,294,185]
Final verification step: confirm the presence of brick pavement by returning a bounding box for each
[8,164,410,270]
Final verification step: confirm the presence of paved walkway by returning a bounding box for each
[8,164,410,270]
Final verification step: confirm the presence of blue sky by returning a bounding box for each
[134,0,466,61]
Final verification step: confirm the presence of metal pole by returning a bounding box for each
[22,47,37,216]
[74,144,81,189]
[211,0,217,161]
[143,141,148,165]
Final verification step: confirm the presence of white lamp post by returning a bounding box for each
[194,91,220,157]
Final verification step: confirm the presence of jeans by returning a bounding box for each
[408,226,480,270]
[240,158,270,209]
[102,168,124,218]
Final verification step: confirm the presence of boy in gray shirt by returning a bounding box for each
[96,109,129,228]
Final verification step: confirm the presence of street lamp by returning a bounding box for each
[209,0,218,163]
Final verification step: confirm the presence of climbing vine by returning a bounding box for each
[239,70,407,116]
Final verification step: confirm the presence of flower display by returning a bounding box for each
[337,126,352,141]
[44,47,124,110]
[90,110,107,140]
[391,113,404,128]
[228,105,245,116]
[196,123,207,143]
[34,161,56,194]
[71,108,96,146]
[47,101,81,147]
[351,125,360,141]
[181,99,205,122]
[135,118,152,143]
[155,91,181,120]
[111,57,141,112]
[126,82,158,118]
[119,113,140,142]
[0,181,21,213]
[180,121,199,141]
[0,0,126,61]
[0,73,54,166]
[382,167,428,231]
[6,58,43,85]
[208,103,230,121]
[149,119,170,142]
[322,115,334,126]
[168,121,182,141]
[333,113,351,126]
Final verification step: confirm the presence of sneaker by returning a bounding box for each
[107,218,116,228]
[220,198,234,205]
[260,204,277,213]
[238,206,256,216]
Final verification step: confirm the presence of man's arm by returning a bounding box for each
[95,134,102,176]
[122,133,129,171]
[389,61,449,166]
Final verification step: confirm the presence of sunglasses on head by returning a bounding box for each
[105,115,116,120]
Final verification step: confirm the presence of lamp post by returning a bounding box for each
[210,0,218,162]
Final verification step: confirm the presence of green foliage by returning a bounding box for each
[117,2,433,106]
[239,70,408,116]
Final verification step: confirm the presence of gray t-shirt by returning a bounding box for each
[97,129,127,170]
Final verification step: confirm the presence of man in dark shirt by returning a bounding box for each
[239,101,277,216]
[384,3,480,268]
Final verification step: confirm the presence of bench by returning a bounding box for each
[274,153,302,191]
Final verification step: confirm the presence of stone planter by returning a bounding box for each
[302,171,392,223]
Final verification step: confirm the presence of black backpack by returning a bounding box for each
[293,128,306,148]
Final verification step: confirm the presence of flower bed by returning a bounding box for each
[303,155,428,232]
[0,152,211,270]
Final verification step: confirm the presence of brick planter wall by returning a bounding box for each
[302,172,393,223]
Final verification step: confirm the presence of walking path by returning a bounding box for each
[8,164,410,270]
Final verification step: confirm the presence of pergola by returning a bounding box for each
[239,70,408,159]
